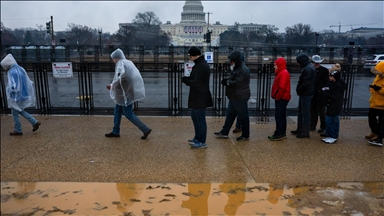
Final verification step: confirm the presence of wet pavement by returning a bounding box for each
[1,115,383,215]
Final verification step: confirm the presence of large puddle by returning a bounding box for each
[1,182,383,215]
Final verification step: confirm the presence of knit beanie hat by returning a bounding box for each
[330,71,341,80]
[188,46,201,56]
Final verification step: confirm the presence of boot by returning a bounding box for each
[365,132,376,139]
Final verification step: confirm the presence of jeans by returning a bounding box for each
[274,99,289,136]
[296,95,313,136]
[368,108,384,134]
[325,115,340,139]
[220,99,250,138]
[11,107,38,132]
[310,97,326,130]
[112,104,150,134]
[191,108,207,143]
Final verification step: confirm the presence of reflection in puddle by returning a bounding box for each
[1,182,382,215]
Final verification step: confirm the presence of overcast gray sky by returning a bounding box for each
[1,1,383,33]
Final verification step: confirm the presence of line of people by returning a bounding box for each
[2,49,382,148]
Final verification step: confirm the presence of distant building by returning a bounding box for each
[160,0,228,46]
[345,27,384,38]
[118,0,268,46]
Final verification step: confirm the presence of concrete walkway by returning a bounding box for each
[1,115,383,215]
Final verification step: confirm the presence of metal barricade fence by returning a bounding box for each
[0,61,367,117]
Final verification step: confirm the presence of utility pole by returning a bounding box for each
[51,16,55,61]
[206,12,212,51]
[98,28,102,56]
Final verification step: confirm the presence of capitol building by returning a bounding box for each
[160,0,228,46]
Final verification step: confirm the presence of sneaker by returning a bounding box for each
[188,138,197,144]
[368,139,383,146]
[32,121,41,132]
[317,128,325,133]
[10,131,23,136]
[141,129,152,140]
[233,128,242,133]
[365,132,376,139]
[322,137,331,142]
[291,130,301,135]
[324,138,337,144]
[190,142,208,149]
[268,134,282,141]
[105,132,120,137]
[236,136,249,141]
[296,134,310,138]
[281,134,287,139]
[214,132,229,139]
[370,135,378,141]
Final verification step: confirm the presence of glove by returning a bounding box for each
[181,76,188,83]
[221,78,228,86]
[369,85,382,91]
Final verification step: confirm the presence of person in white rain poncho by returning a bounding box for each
[1,54,41,135]
[105,48,152,139]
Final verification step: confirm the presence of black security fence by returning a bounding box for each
[2,44,383,67]
[0,61,367,117]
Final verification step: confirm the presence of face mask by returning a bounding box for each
[230,64,235,71]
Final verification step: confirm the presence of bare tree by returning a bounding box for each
[132,11,162,32]
[284,23,314,45]
[64,23,95,45]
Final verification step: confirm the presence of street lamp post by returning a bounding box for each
[98,28,102,56]
[315,32,319,54]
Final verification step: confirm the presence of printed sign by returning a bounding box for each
[205,52,213,63]
[52,62,73,78]
[184,62,195,77]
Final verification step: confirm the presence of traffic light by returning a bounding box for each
[206,31,211,43]
[46,22,51,34]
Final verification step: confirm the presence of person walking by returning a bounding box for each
[105,48,152,139]
[319,71,346,144]
[310,55,329,133]
[365,61,384,143]
[181,46,213,149]
[291,53,316,138]
[1,54,41,136]
[214,50,251,141]
[268,57,291,141]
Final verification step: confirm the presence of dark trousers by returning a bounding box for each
[310,96,326,130]
[378,112,384,141]
[368,108,384,135]
[274,99,289,136]
[220,99,250,138]
[325,115,340,139]
[191,108,207,143]
[296,95,313,136]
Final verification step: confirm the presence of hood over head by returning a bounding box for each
[110,48,126,60]
[274,57,287,73]
[228,51,243,66]
[296,53,310,68]
[1,54,17,70]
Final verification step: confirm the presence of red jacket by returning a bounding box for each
[271,58,291,101]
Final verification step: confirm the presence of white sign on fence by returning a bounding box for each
[52,62,73,78]
[205,51,214,63]
[184,62,195,77]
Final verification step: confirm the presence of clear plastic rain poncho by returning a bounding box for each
[1,54,35,111]
[110,49,145,106]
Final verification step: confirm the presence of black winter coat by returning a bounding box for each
[225,52,251,100]
[319,78,346,116]
[296,54,316,96]
[183,55,213,109]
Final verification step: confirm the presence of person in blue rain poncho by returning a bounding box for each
[1,54,41,135]
[105,48,152,139]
